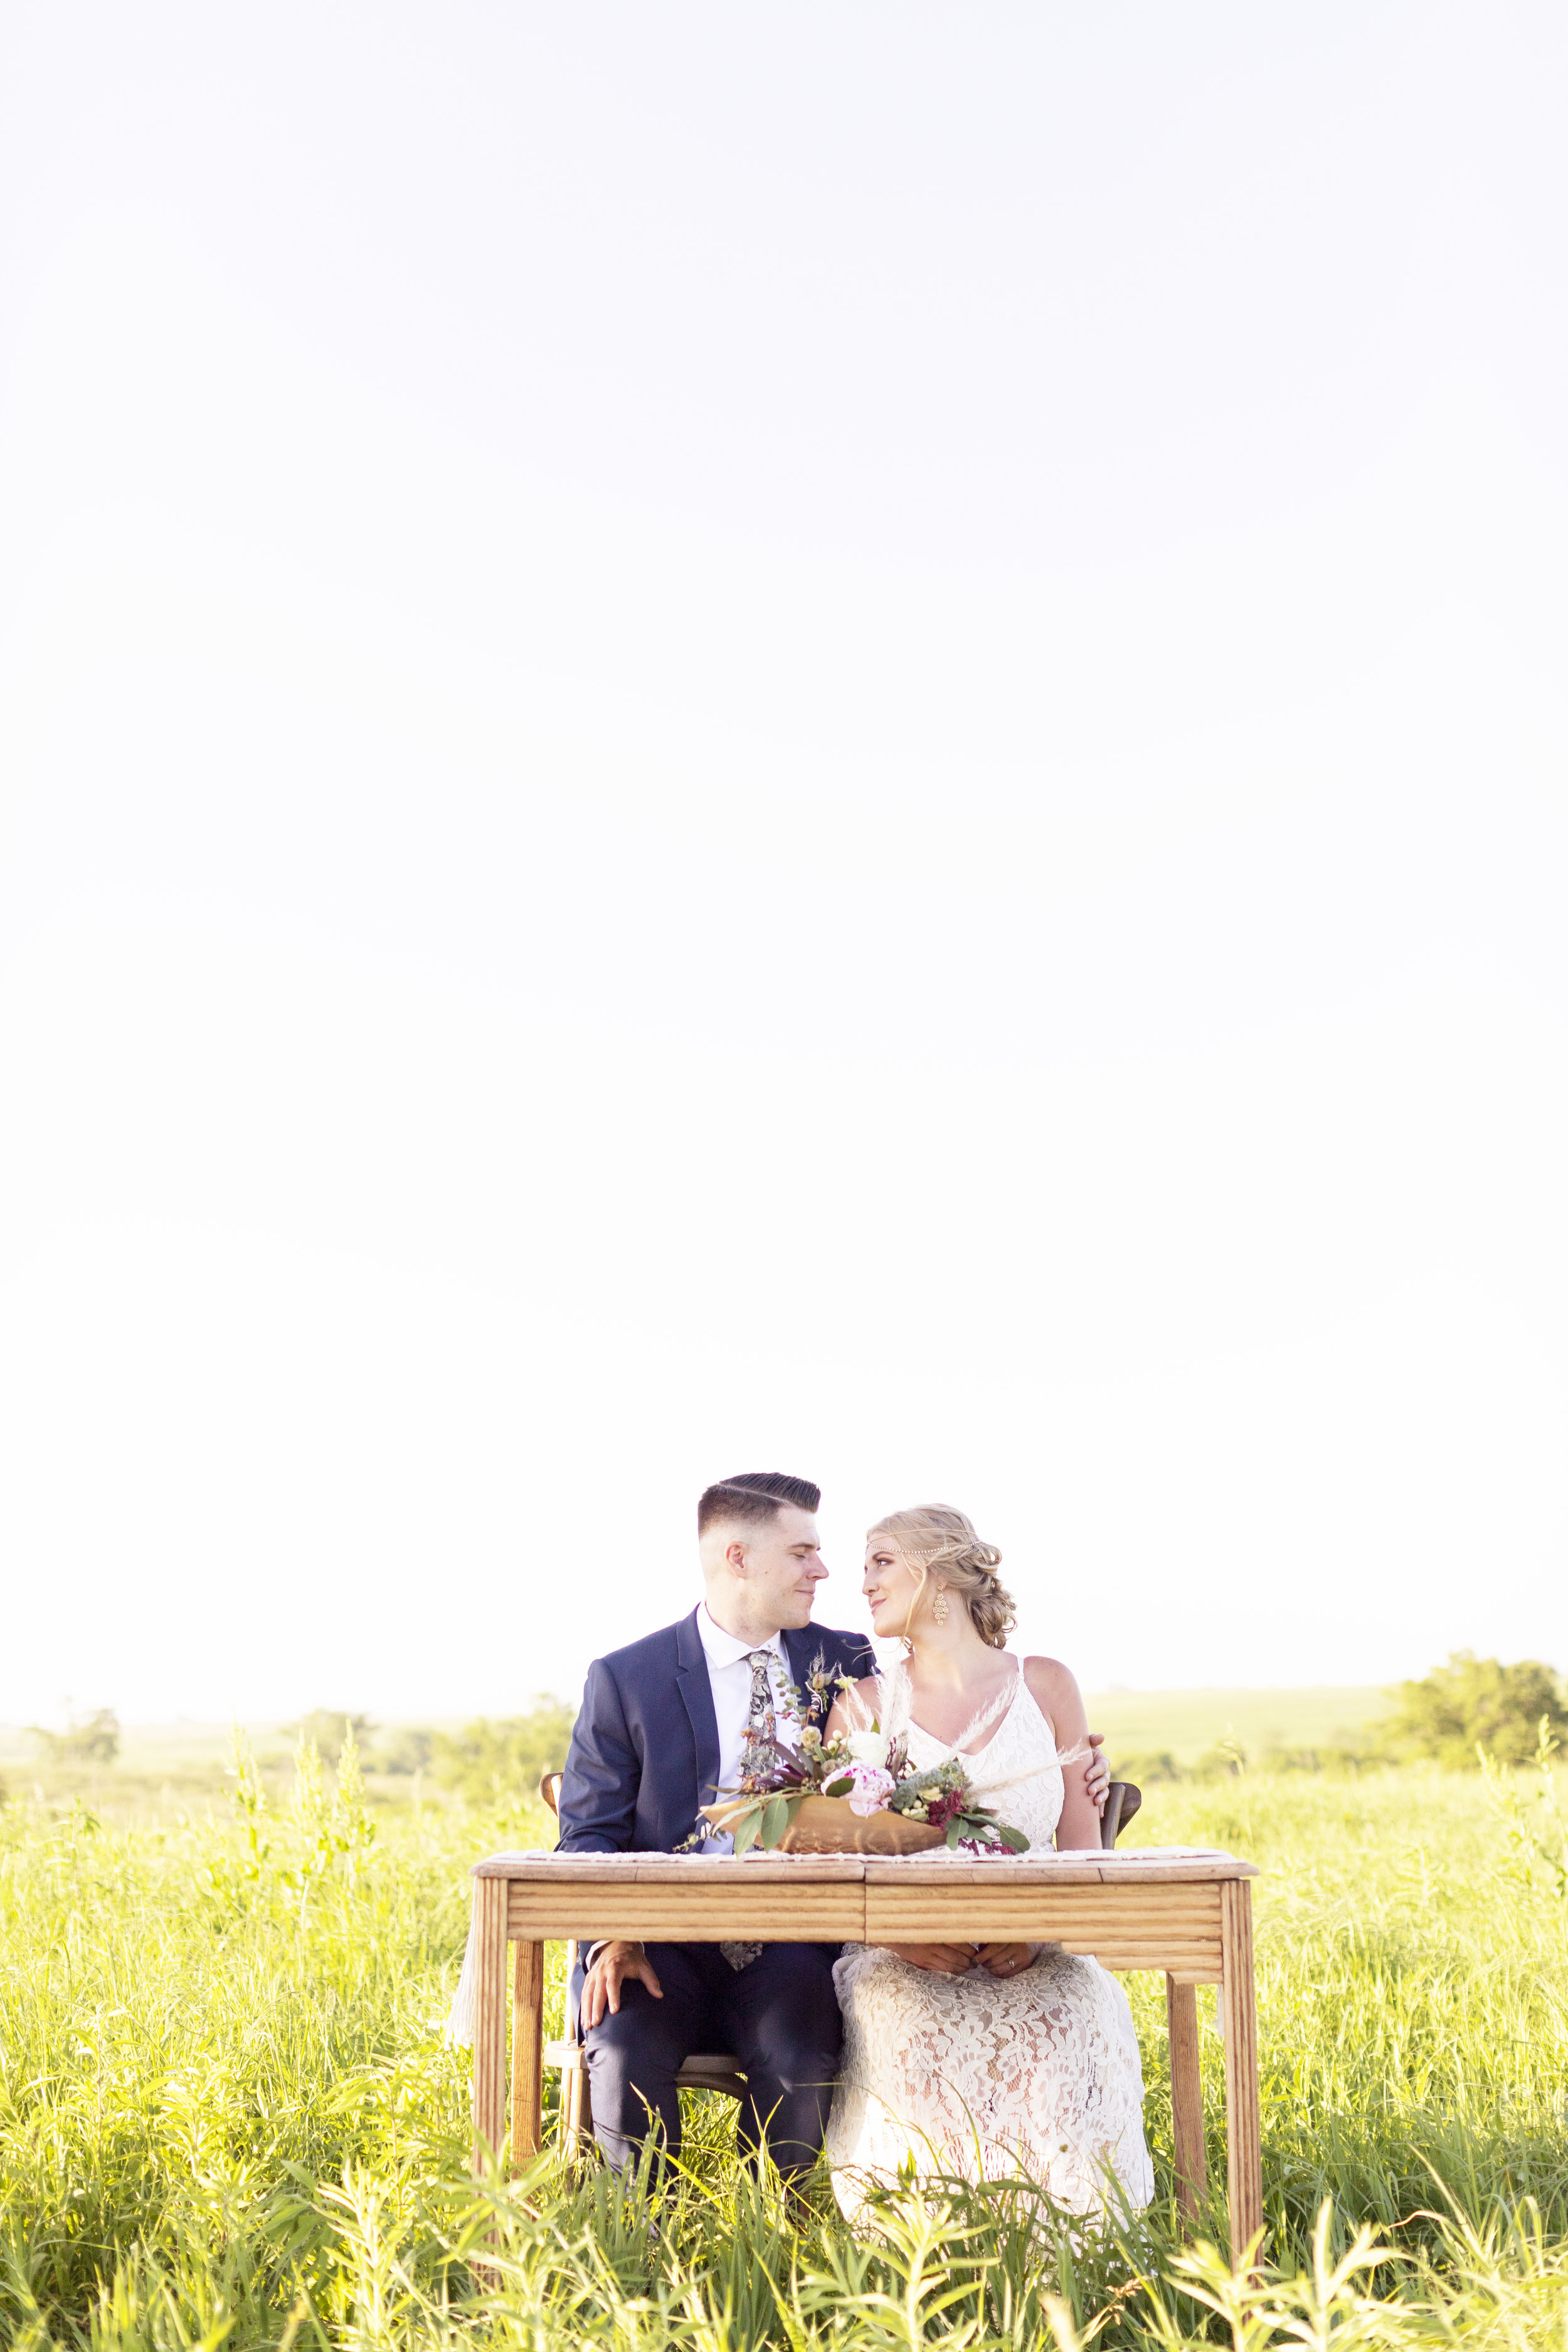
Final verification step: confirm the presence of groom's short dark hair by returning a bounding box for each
[697,1471,820,1535]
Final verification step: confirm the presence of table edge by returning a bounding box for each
[472,1851,1260,1882]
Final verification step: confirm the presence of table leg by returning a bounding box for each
[511,1939,544,2166]
[1219,1880,1263,2265]
[470,1877,510,2172]
[1165,1974,1207,2222]
[558,1937,593,2156]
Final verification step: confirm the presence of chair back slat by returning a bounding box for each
[1101,1781,1142,1848]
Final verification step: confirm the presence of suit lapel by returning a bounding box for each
[674,1606,722,1806]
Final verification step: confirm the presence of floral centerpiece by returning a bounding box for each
[697,1666,1030,1857]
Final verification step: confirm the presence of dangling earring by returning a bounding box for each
[931,1585,950,1626]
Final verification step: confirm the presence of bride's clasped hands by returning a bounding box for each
[881,1938,1034,1976]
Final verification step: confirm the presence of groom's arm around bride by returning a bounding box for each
[556,1471,875,2180]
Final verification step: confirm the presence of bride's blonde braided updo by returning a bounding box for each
[869,1504,1017,1649]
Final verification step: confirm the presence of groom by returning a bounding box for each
[556,1469,1109,2180]
[557,1471,869,2177]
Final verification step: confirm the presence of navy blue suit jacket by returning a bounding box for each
[558,1608,877,1854]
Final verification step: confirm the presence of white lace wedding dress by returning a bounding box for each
[825,1657,1154,2221]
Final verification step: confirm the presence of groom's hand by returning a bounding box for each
[581,1940,664,2028]
[1084,1732,1109,1815]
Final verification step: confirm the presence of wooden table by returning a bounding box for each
[467,1846,1263,2259]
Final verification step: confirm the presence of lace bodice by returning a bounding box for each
[877,1655,1066,1853]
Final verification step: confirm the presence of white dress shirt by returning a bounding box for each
[697,1604,792,1853]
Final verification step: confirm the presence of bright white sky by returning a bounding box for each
[2,3,1565,1730]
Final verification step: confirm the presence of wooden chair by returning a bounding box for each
[538,1767,1143,2150]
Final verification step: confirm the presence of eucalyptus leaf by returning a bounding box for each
[733,1809,762,1856]
[823,1776,854,1798]
[760,1795,790,1848]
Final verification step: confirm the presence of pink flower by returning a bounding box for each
[844,1764,895,1816]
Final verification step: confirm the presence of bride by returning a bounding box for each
[822,1505,1154,2221]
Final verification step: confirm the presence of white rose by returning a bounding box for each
[845,1729,887,1765]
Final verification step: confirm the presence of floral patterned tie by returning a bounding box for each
[739,1648,776,1774]
[719,1648,776,1971]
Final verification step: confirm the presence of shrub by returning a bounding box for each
[283,1707,376,1761]
[374,1726,435,1774]
[1259,1740,1394,1774]
[26,1706,120,1764]
[430,1696,578,1804]
[1382,1651,1568,1767]
[1110,1749,1185,1785]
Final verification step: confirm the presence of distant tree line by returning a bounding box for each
[1111,1651,1566,1784]
[25,1653,1560,1808]
[284,1696,578,1802]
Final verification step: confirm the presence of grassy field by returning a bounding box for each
[2,1742,1567,2349]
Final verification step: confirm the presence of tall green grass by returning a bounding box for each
[1,1748,1565,2347]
